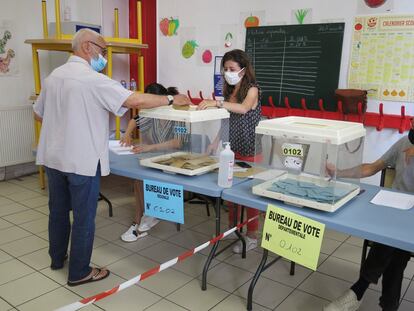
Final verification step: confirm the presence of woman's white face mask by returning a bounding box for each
[224,68,244,85]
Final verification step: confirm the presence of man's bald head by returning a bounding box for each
[71,29,107,66]
[72,28,105,51]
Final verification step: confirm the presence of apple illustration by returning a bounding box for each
[364,0,386,8]
[202,49,213,63]
[244,15,259,28]
[159,18,169,36]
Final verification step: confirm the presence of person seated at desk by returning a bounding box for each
[324,130,414,311]
[120,83,186,242]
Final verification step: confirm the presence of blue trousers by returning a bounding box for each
[45,164,100,282]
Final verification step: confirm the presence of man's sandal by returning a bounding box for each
[67,268,110,287]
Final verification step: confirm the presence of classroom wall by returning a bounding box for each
[0,0,48,109]
[0,0,105,109]
[157,0,414,185]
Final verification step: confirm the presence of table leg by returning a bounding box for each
[98,192,113,217]
[247,249,268,310]
[202,197,221,290]
[247,249,282,310]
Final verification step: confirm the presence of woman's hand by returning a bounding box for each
[132,144,155,154]
[205,141,220,155]
[197,99,217,110]
[120,135,132,147]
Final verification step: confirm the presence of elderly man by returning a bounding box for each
[33,28,190,286]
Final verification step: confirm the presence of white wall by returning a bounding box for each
[102,0,130,83]
[0,0,106,110]
[0,0,48,108]
[157,0,414,185]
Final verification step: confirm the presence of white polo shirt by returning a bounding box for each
[34,55,132,176]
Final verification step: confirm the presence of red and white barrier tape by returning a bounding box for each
[55,215,259,311]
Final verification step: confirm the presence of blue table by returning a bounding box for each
[222,180,414,310]
[109,153,248,289]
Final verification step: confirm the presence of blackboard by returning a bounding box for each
[245,23,345,111]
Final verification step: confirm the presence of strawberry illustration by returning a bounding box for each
[159,18,169,36]
[182,40,198,59]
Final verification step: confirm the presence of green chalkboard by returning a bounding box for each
[245,23,345,111]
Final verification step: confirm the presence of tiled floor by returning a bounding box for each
[0,174,413,311]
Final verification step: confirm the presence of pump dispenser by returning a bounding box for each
[218,142,235,188]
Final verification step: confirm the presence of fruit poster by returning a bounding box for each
[348,15,414,102]
[197,46,217,66]
[291,8,312,25]
[0,20,18,76]
[239,11,266,47]
[357,0,394,14]
[180,27,197,59]
[220,24,239,53]
[159,16,179,36]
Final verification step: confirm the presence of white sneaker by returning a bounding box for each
[232,236,257,254]
[121,223,148,242]
[138,216,160,232]
[323,290,362,311]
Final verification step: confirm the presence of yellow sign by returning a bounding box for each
[281,143,303,157]
[261,205,325,271]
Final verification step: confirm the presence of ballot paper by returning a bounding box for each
[370,190,414,210]
[233,166,248,173]
[109,140,134,155]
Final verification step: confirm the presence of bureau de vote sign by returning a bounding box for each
[261,205,325,270]
[143,179,184,224]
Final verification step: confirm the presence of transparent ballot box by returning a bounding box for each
[253,117,366,212]
[137,105,229,176]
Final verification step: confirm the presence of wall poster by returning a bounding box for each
[348,15,414,102]
[0,20,17,76]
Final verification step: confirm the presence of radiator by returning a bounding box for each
[0,105,35,166]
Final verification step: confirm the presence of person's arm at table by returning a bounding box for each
[327,159,386,179]
[124,93,191,109]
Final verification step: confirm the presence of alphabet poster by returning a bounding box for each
[348,15,414,102]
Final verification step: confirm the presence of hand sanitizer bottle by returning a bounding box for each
[218,142,235,188]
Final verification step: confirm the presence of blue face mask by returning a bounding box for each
[90,54,107,72]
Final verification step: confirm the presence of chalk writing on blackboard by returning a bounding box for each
[245,23,344,110]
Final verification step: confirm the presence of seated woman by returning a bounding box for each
[120,83,186,242]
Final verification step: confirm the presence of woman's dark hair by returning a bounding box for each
[144,83,178,96]
[221,49,256,102]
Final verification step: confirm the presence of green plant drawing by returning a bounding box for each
[295,9,310,24]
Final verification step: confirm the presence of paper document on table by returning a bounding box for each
[370,190,414,210]
[109,140,134,155]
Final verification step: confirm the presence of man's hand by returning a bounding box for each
[404,146,414,164]
[197,99,217,110]
[173,94,191,106]
[132,144,155,154]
